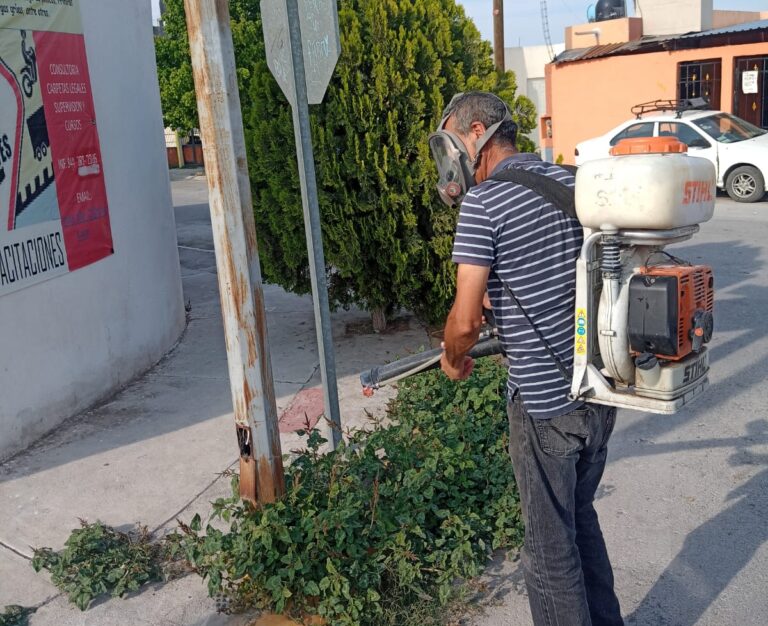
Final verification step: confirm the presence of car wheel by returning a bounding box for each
[725,166,765,203]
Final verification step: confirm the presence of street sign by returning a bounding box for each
[261,0,340,107]
[261,0,343,448]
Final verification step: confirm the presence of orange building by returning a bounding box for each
[541,3,768,164]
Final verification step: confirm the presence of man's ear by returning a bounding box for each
[470,120,487,139]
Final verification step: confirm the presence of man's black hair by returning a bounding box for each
[491,119,519,148]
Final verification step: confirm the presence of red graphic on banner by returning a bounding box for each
[35,31,112,271]
[0,58,22,232]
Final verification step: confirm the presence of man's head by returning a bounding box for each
[429,91,518,207]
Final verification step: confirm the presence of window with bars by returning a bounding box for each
[678,60,722,109]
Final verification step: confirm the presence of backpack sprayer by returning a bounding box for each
[360,137,716,415]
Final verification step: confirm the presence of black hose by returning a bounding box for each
[360,336,504,392]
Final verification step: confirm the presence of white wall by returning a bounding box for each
[638,0,713,35]
[505,44,565,147]
[0,0,185,459]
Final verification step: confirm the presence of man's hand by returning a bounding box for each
[441,352,475,380]
[441,264,489,382]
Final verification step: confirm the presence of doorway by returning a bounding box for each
[733,56,768,129]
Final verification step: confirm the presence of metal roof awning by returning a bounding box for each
[675,18,768,39]
[553,20,768,65]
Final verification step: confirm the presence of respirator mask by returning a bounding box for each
[428,93,513,208]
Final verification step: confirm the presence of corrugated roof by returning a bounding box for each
[553,36,667,64]
[554,19,768,65]
[675,18,768,39]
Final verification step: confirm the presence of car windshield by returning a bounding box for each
[692,113,767,144]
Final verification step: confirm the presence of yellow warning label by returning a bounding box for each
[575,308,587,355]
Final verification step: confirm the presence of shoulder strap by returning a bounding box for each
[489,166,578,221]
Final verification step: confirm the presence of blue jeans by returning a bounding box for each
[507,394,623,626]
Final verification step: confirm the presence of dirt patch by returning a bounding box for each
[345,315,412,336]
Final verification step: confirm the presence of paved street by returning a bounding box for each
[470,195,768,626]
[1,176,766,625]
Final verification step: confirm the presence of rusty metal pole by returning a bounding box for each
[493,0,505,72]
[184,0,284,504]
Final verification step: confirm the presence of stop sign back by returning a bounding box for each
[261,0,340,107]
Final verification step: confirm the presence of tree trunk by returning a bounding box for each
[371,307,387,333]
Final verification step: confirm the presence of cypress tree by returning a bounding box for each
[156,0,537,330]
[247,0,536,329]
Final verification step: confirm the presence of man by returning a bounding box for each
[429,92,623,626]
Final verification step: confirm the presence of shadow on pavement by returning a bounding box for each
[627,429,768,626]
[606,238,768,623]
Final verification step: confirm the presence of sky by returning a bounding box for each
[151,1,768,47]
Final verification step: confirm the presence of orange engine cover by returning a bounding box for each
[630,264,714,361]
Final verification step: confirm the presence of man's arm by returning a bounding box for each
[441,263,491,380]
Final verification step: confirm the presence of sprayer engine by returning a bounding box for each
[629,265,714,361]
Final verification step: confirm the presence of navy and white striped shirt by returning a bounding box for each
[452,154,583,419]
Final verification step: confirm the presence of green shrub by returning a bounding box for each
[247,0,536,328]
[0,605,36,626]
[178,357,522,625]
[31,522,164,611]
[27,359,521,622]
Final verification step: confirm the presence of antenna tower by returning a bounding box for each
[540,1,555,61]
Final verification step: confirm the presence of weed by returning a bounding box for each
[31,521,164,611]
[177,358,522,625]
[0,606,36,626]
[28,359,522,623]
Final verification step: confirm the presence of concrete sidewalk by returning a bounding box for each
[0,170,429,625]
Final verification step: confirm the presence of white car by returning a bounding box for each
[575,108,768,203]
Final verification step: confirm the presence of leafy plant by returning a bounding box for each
[177,357,522,625]
[0,606,36,626]
[31,521,165,611]
[27,359,521,623]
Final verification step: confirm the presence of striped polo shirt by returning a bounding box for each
[452,153,583,419]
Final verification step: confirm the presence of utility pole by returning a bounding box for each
[493,0,505,72]
[184,0,285,505]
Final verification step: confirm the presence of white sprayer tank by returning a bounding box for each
[575,137,716,231]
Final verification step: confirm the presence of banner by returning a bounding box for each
[0,0,112,297]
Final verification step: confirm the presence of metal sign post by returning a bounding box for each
[184,0,284,504]
[261,0,342,448]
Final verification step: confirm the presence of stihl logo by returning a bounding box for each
[682,181,713,204]
[683,357,708,383]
